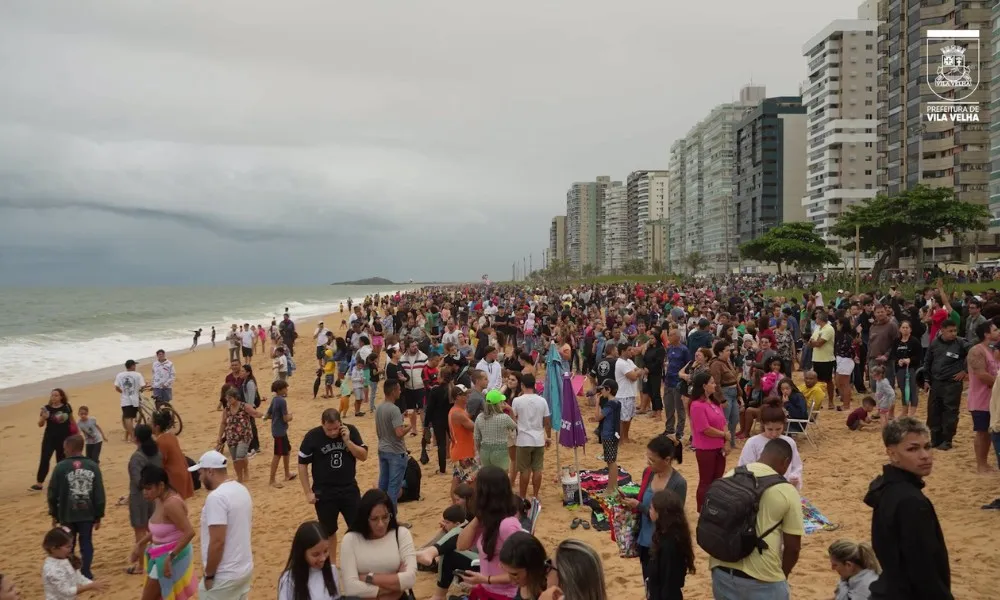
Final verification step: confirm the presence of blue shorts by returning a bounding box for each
[152,388,173,403]
[972,410,991,432]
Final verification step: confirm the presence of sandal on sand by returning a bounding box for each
[115,495,128,507]
[124,565,143,575]
[581,521,591,530]
[417,561,438,573]
[570,518,582,530]
[29,484,43,491]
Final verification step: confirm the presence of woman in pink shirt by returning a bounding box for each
[688,371,730,512]
[455,466,521,599]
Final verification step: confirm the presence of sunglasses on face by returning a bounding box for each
[544,558,558,575]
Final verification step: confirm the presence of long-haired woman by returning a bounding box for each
[456,465,521,599]
[217,387,262,483]
[127,424,162,575]
[31,388,74,491]
[339,489,416,599]
[539,539,608,600]
[646,489,696,600]
[130,465,198,600]
[278,521,340,600]
[687,371,728,512]
[834,316,858,411]
[499,531,548,600]
[241,363,262,455]
[151,410,193,499]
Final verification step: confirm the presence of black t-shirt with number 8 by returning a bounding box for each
[297,424,366,493]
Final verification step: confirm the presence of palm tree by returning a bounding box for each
[683,252,706,275]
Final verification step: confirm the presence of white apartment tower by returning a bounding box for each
[668,84,766,273]
[801,18,878,247]
[627,170,670,263]
[601,181,627,273]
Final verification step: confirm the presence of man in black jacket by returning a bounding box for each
[864,417,952,600]
[921,321,969,450]
[48,435,105,580]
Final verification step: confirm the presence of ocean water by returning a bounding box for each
[0,285,408,390]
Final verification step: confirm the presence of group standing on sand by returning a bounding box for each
[16,279,998,599]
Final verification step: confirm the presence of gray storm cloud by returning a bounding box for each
[0,0,864,285]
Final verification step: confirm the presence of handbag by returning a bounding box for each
[68,420,79,436]
[677,361,694,396]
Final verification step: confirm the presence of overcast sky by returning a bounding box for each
[0,0,866,285]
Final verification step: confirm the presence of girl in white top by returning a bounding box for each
[736,400,804,489]
[278,521,341,600]
[41,528,104,600]
[339,489,417,599]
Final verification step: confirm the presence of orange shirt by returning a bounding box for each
[449,405,475,461]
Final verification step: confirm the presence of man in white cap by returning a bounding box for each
[188,450,253,599]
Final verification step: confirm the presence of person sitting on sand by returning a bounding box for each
[847,396,877,431]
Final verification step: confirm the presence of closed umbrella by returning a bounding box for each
[560,372,588,506]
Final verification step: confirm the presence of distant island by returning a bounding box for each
[331,277,395,285]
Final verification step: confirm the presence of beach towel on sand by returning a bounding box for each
[801,497,838,534]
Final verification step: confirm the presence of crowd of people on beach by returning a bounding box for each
[12,274,1000,600]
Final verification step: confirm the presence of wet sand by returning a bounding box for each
[1,317,997,599]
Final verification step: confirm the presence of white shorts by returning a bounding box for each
[836,356,855,376]
[619,396,637,422]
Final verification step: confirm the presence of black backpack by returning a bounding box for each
[696,466,788,562]
[398,456,422,503]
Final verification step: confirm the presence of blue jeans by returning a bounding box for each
[66,521,94,579]
[722,386,740,448]
[378,450,408,507]
[711,568,789,600]
[992,432,1000,468]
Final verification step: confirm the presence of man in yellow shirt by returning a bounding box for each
[709,438,804,598]
[801,370,827,413]
[809,311,837,410]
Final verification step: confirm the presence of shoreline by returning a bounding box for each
[0,286,413,398]
[0,305,362,407]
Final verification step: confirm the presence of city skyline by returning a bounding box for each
[543,0,999,277]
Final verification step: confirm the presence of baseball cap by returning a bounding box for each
[454,384,470,395]
[125,359,137,368]
[600,379,618,394]
[187,450,228,472]
[485,389,506,405]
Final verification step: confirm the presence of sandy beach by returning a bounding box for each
[1,310,998,599]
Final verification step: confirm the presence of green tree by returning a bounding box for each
[582,263,599,277]
[682,251,706,275]
[650,259,664,274]
[623,258,646,275]
[739,222,839,274]
[829,185,990,282]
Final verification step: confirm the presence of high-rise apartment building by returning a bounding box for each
[802,18,878,246]
[668,84,767,273]
[601,181,627,272]
[734,97,809,245]
[565,176,609,272]
[992,2,1000,221]
[548,216,566,267]
[626,170,670,263]
[644,220,667,271]
[877,0,993,262]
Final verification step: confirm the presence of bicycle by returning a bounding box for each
[134,393,184,436]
